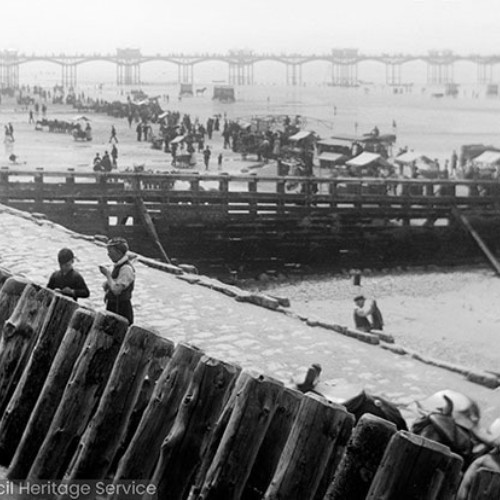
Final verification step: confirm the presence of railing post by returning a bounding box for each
[248,177,257,216]
[0,167,9,204]
[34,168,44,212]
[65,168,75,212]
[425,181,434,197]
[219,175,229,211]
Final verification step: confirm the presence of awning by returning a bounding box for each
[473,151,500,165]
[289,130,314,142]
[158,112,169,119]
[394,151,433,164]
[346,152,381,167]
[170,135,185,144]
[318,152,346,164]
[72,115,91,122]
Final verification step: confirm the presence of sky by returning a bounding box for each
[1,0,499,56]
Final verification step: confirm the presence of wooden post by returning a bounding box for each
[242,387,303,500]
[113,342,204,482]
[467,468,500,500]
[34,168,44,212]
[64,327,174,480]
[187,370,255,500]
[0,276,28,343]
[108,336,175,474]
[149,356,241,500]
[135,196,171,263]
[27,311,129,480]
[0,267,12,288]
[197,375,284,500]
[0,284,54,417]
[314,411,355,500]
[0,294,79,466]
[366,431,463,499]
[263,393,351,500]
[324,413,397,500]
[7,309,96,480]
[439,454,464,500]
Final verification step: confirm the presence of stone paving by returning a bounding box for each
[0,205,500,426]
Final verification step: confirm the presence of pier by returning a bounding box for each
[1,169,500,272]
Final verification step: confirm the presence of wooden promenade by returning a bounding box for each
[0,266,498,499]
[2,168,500,271]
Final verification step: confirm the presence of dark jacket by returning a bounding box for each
[47,269,90,301]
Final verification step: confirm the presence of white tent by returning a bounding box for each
[473,151,500,166]
[289,130,314,142]
[345,152,381,167]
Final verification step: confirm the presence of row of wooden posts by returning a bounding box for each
[0,266,496,499]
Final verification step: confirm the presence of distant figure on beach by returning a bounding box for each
[29,109,34,124]
[109,125,118,143]
[101,151,112,172]
[47,248,90,301]
[203,146,211,170]
[93,152,102,171]
[218,153,223,169]
[99,237,135,324]
[353,295,384,332]
[111,144,118,168]
[136,122,142,142]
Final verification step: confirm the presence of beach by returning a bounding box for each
[1,81,500,398]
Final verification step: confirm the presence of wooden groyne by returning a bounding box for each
[0,268,497,499]
[2,168,500,272]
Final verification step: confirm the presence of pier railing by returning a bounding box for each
[0,267,482,499]
[1,168,500,215]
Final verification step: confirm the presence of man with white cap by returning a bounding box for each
[99,237,135,324]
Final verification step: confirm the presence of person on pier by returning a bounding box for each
[47,248,90,301]
[99,237,135,324]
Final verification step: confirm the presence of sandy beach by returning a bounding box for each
[1,82,500,396]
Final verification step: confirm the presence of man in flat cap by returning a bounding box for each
[353,295,384,332]
[47,248,90,301]
[99,237,135,324]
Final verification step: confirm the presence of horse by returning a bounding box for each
[411,391,481,469]
[195,87,207,96]
[293,364,407,431]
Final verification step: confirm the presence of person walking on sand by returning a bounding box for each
[109,125,118,143]
[218,153,223,169]
[99,237,135,324]
[47,248,90,301]
[203,146,211,170]
[353,295,384,332]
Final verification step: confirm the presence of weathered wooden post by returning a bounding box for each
[0,276,28,342]
[187,370,255,500]
[113,342,204,482]
[0,267,12,288]
[263,393,351,500]
[7,308,96,480]
[196,374,284,500]
[0,294,79,465]
[462,468,500,500]
[324,413,397,500]
[0,284,54,417]
[27,311,129,480]
[34,168,44,212]
[108,336,174,473]
[148,356,241,500]
[64,327,174,480]
[314,410,355,500]
[242,387,303,500]
[366,431,463,499]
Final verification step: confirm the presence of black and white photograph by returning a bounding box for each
[0,0,499,498]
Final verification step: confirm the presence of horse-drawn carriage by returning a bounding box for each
[71,116,92,141]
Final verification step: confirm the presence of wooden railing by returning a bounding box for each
[0,267,491,499]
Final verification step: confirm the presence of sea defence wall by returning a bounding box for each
[0,267,497,499]
[2,168,500,273]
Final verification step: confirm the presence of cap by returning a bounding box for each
[354,295,365,302]
[107,237,129,255]
[58,248,74,265]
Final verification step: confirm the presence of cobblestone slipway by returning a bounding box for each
[0,205,499,426]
